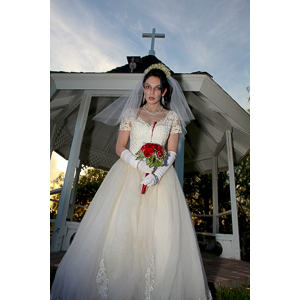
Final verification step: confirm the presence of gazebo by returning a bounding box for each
[50,55,250,260]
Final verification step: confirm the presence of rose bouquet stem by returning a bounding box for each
[141,173,149,194]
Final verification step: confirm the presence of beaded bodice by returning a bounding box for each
[119,109,182,154]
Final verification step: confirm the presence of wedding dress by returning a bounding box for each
[50,110,212,300]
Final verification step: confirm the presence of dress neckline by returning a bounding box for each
[137,110,172,127]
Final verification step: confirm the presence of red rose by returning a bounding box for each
[141,143,155,157]
[143,148,153,157]
[156,150,164,158]
[156,145,162,151]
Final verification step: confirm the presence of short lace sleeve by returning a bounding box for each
[119,109,137,131]
[169,111,182,134]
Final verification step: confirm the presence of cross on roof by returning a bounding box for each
[142,28,165,56]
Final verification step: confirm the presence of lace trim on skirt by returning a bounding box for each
[96,259,109,298]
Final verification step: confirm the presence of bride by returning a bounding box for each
[50,63,212,300]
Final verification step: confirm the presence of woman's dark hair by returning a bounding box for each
[142,69,172,109]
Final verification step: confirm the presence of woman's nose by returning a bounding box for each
[150,87,155,95]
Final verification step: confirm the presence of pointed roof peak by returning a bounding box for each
[106,55,174,75]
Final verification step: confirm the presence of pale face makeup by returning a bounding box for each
[143,76,167,107]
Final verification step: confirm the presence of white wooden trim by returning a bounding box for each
[213,132,227,157]
[50,73,143,91]
[173,74,206,91]
[195,116,228,163]
[50,188,62,195]
[212,156,219,233]
[184,152,212,164]
[54,91,85,125]
[226,130,241,259]
[50,76,58,100]
[216,210,232,217]
[201,77,250,133]
[50,123,57,157]
[184,139,196,158]
[187,92,232,132]
[67,162,82,220]
[50,72,208,93]
[191,214,213,218]
[196,232,237,259]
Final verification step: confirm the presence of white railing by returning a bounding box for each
[191,211,238,259]
[50,188,87,250]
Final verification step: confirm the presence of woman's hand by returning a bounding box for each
[141,174,158,186]
[141,151,177,186]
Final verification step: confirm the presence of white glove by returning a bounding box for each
[141,151,177,186]
[141,174,158,186]
[121,149,139,169]
[121,149,154,173]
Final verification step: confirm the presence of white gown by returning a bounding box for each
[50,110,212,300]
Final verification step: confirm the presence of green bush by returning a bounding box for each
[215,285,250,300]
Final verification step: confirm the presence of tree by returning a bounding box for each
[246,86,250,113]
[50,167,108,222]
[50,172,65,219]
[235,153,250,261]
[246,86,250,102]
[73,167,107,221]
[184,173,213,233]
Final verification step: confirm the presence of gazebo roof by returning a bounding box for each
[50,56,249,174]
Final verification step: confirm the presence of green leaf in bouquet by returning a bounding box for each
[135,150,144,160]
[154,159,165,167]
[149,156,155,167]
[146,157,151,166]
[136,154,144,160]
[149,156,154,168]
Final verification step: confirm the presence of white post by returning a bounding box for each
[226,130,241,259]
[50,123,56,158]
[51,94,91,252]
[67,162,82,221]
[212,156,219,233]
[175,133,184,188]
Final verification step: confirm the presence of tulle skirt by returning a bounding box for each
[50,160,212,300]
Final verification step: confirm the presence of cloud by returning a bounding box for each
[50,0,249,109]
[51,1,128,72]
[50,152,61,182]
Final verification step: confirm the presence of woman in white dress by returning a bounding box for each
[50,63,212,300]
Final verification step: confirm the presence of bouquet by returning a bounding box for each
[135,143,166,167]
[135,143,167,194]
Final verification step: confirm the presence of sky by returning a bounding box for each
[50,0,250,110]
[50,0,250,180]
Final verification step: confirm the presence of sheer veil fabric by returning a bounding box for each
[92,73,195,136]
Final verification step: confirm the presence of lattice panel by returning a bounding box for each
[82,152,117,169]
[53,128,73,151]
[52,108,79,152]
